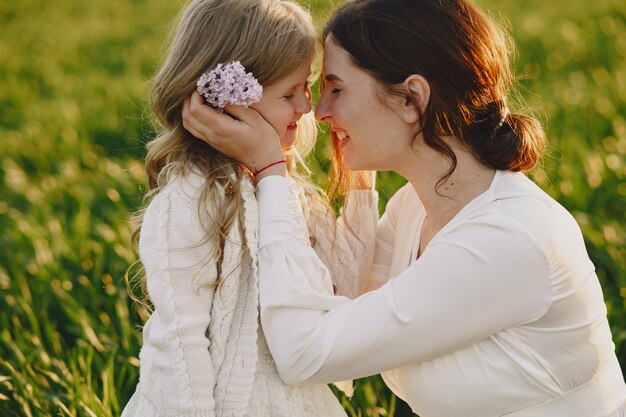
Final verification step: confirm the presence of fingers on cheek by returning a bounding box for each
[184,105,206,135]
[189,127,204,141]
[187,95,206,119]
[182,106,194,134]
[182,119,192,135]
[187,100,198,118]
[182,112,201,138]
[182,119,195,137]
[181,109,193,132]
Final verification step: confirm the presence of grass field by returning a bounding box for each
[0,0,624,416]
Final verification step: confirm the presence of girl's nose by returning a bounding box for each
[296,90,312,114]
[297,99,311,115]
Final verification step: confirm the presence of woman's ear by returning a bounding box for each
[399,74,430,124]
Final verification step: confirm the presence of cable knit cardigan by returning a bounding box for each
[121,167,378,417]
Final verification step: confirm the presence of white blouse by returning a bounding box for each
[256,171,626,417]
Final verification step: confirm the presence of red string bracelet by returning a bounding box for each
[254,159,287,177]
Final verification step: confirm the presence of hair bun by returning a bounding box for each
[468,107,544,172]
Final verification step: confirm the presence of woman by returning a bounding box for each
[123,0,376,416]
[181,0,626,416]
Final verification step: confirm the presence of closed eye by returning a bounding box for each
[285,82,311,100]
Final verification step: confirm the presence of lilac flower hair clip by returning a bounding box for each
[196,61,263,112]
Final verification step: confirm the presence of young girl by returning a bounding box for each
[121,0,377,416]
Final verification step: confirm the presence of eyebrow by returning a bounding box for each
[286,73,313,91]
[324,73,343,83]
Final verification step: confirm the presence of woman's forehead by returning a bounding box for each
[322,38,378,89]
[322,38,353,77]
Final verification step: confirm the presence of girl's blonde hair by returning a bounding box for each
[128,0,321,310]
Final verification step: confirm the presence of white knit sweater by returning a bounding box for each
[121,167,378,417]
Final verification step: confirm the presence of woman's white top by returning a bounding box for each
[257,170,626,417]
[121,167,378,417]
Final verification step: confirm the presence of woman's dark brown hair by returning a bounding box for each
[324,0,545,188]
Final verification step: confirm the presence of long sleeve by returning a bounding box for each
[136,178,219,416]
[306,188,378,299]
[256,176,552,385]
[301,185,377,396]
[360,183,415,293]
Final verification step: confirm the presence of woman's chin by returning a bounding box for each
[342,154,361,171]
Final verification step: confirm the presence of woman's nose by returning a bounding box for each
[314,93,331,122]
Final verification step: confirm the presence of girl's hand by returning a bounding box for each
[182,91,284,174]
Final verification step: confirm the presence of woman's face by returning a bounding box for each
[252,59,313,152]
[315,38,414,171]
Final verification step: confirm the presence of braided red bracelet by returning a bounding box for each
[254,159,287,177]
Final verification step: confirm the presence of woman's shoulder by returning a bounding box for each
[477,171,585,250]
[492,171,576,225]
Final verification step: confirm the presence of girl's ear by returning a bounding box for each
[399,74,430,124]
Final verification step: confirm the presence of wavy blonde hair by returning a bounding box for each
[128,0,322,310]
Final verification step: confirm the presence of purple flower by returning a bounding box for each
[196,61,263,111]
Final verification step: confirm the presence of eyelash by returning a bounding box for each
[331,88,341,94]
[284,82,311,99]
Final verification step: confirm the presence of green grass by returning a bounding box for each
[0,0,624,416]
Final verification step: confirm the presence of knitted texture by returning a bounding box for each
[122,167,378,416]
[307,190,378,298]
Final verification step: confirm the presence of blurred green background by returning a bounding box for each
[0,0,624,416]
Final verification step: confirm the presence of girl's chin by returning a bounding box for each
[280,134,297,151]
[280,142,296,152]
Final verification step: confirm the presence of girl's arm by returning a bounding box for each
[139,179,220,415]
[308,180,412,299]
[306,187,378,299]
[360,183,415,293]
[257,175,551,385]
[303,181,377,396]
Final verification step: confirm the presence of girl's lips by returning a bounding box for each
[339,137,350,148]
[287,122,298,130]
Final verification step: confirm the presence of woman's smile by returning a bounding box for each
[335,130,350,148]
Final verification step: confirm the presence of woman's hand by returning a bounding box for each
[182,91,284,174]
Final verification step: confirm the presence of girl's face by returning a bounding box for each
[315,38,415,171]
[252,59,313,151]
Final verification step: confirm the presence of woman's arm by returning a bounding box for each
[257,176,552,385]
